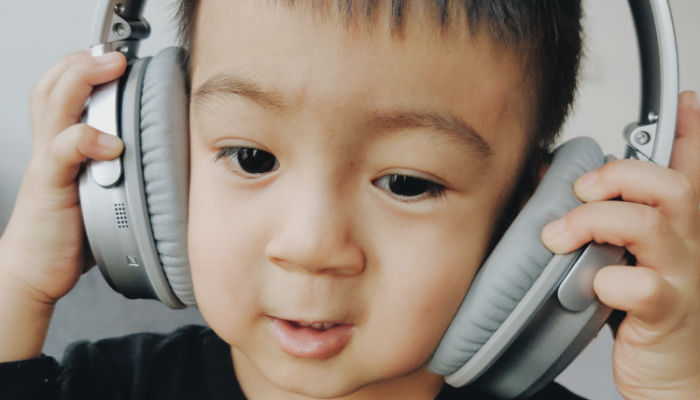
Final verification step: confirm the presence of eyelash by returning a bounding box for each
[215,146,279,177]
[215,146,446,201]
[372,174,446,202]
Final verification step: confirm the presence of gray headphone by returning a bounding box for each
[78,0,679,398]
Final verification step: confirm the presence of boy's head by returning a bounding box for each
[177,1,582,398]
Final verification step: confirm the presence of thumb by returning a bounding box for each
[669,91,700,196]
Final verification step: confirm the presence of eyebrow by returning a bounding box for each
[367,110,492,160]
[192,73,492,160]
[192,73,288,110]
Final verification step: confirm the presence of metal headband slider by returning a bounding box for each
[89,0,150,58]
[624,121,659,162]
[107,12,150,43]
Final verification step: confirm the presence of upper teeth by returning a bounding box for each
[296,321,337,330]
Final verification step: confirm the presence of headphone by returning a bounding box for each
[78,1,679,398]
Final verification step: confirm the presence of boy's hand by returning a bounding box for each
[0,51,126,333]
[541,91,700,399]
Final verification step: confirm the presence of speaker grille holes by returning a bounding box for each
[114,203,129,229]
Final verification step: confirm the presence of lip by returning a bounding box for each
[268,317,355,360]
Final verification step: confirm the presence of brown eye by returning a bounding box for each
[373,174,445,201]
[216,146,279,175]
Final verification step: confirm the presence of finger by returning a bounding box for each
[37,124,123,190]
[42,52,126,135]
[541,201,688,276]
[670,91,700,194]
[573,159,699,237]
[30,51,90,127]
[594,266,683,332]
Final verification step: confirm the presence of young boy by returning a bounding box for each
[1,1,700,399]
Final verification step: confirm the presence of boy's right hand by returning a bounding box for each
[0,51,126,314]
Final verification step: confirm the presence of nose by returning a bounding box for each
[265,181,365,276]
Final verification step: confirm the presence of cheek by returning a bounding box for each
[359,198,496,376]
[187,153,268,338]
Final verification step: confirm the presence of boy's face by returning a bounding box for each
[187,1,534,398]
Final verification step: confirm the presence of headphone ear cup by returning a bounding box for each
[428,137,605,381]
[138,47,195,306]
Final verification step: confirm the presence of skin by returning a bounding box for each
[187,1,531,399]
[0,1,699,399]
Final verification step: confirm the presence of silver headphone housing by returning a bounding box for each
[79,56,185,308]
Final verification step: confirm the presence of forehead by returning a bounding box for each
[190,0,535,154]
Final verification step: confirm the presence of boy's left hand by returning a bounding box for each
[541,91,700,400]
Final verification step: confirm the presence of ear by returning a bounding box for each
[486,148,552,252]
[515,148,553,211]
[528,156,551,206]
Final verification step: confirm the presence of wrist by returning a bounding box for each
[0,246,55,362]
[0,235,63,306]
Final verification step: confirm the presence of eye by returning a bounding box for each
[215,146,279,176]
[373,174,446,201]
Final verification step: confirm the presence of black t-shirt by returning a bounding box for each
[0,325,585,400]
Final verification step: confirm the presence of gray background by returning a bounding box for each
[1,1,699,399]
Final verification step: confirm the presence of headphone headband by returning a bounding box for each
[89,0,679,166]
[627,0,678,166]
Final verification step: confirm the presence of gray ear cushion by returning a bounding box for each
[428,137,605,375]
[139,47,195,306]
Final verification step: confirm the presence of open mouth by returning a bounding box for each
[269,317,355,360]
[289,321,339,330]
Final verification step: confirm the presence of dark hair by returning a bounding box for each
[175,0,582,159]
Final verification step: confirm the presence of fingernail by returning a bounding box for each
[94,52,121,65]
[573,171,601,201]
[541,219,568,252]
[692,91,700,111]
[97,133,122,151]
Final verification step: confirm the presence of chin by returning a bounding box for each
[279,383,361,399]
[265,363,367,399]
